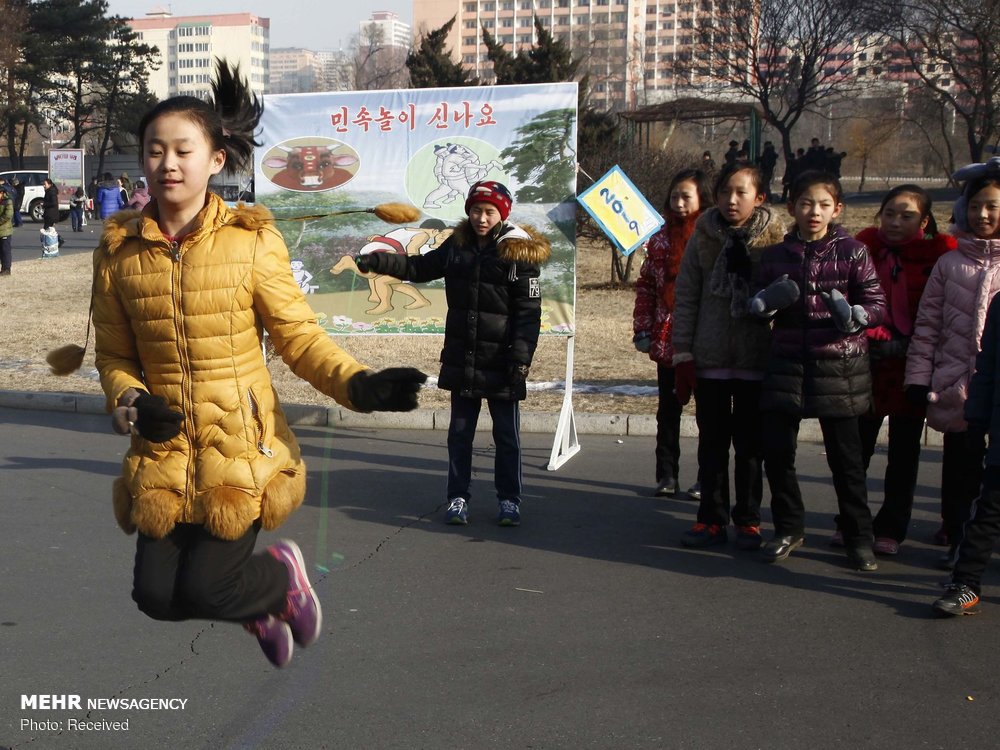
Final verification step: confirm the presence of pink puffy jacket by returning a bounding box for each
[905,235,1000,432]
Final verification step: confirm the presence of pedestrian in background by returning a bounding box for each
[11,177,24,227]
[127,180,151,210]
[69,186,87,232]
[632,168,711,497]
[0,183,12,275]
[96,172,124,219]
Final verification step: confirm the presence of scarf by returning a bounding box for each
[708,207,772,318]
[662,211,700,310]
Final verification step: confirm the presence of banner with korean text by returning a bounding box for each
[257,83,578,335]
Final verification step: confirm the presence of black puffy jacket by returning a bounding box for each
[363,219,551,400]
[755,225,886,418]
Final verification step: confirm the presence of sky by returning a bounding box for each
[105,0,413,52]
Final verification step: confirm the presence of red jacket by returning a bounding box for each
[856,226,956,417]
[632,213,699,365]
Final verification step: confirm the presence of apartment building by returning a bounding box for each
[360,11,412,49]
[413,0,730,109]
[126,10,270,100]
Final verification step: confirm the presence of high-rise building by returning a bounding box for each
[359,11,412,49]
[126,10,270,100]
[271,48,324,94]
[413,0,701,110]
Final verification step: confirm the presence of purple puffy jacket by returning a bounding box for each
[755,225,887,417]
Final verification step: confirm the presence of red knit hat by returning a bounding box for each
[465,180,513,221]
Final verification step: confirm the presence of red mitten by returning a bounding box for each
[674,360,697,406]
[865,325,893,342]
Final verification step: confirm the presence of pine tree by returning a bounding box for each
[406,16,478,88]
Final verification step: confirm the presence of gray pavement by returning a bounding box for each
[3,406,1000,750]
[6,217,101,265]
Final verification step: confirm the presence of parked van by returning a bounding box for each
[0,170,70,222]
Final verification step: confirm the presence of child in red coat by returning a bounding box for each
[632,169,712,496]
[846,185,955,555]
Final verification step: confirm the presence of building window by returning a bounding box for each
[463,35,477,45]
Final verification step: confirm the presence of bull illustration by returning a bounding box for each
[263,145,359,191]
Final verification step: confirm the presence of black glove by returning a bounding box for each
[509,363,529,399]
[633,332,652,353]
[133,392,184,442]
[354,253,377,273]
[749,274,800,317]
[348,367,427,412]
[820,289,867,333]
[870,338,909,362]
[967,422,989,448]
[905,384,930,407]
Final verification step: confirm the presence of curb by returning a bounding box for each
[0,389,941,445]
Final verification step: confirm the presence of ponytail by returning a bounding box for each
[136,58,262,173]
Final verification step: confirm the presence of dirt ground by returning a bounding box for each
[0,193,954,416]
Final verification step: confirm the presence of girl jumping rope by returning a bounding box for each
[47,61,426,667]
[632,169,711,497]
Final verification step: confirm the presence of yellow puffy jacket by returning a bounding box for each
[93,193,367,540]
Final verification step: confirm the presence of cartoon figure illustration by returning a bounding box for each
[423,143,502,209]
[290,259,317,294]
[331,219,454,315]
[262,144,359,191]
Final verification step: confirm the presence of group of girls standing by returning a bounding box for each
[633,155,1000,611]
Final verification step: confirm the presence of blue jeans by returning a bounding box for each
[446,391,522,503]
[69,207,83,231]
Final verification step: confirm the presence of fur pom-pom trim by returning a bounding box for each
[112,478,137,535]
[46,344,86,376]
[131,488,184,539]
[202,486,260,541]
[259,467,307,530]
[372,202,421,224]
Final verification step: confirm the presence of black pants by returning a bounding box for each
[942,430,986,545]
[953,485,1000,594]
[763,412,873,545]
[693,377,763,527]
[0,235,10,272]
[132,522,288,623]
[447,392,522,503]
[655,364,682,484]
[859,413,925,542]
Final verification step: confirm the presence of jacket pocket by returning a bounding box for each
[247,386,274,458]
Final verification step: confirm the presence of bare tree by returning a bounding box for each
[354,23,410,91]
[677,0,877,162]
[844,98,901,191]
[880,0,1000,163]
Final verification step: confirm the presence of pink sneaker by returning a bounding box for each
[830,529,844,547]
[268,539,323,647]
[873,537,900,556]
[244,615,293,667]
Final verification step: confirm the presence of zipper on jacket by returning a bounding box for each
[170,240,180,262]
[170,237,196,514]
[248,388,274,457]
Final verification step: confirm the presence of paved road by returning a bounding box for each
[2,407,999,749]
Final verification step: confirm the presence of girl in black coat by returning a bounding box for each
[357,181,551,526]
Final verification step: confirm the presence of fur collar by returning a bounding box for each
[451,219,552,264]
[100,193,273,255]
